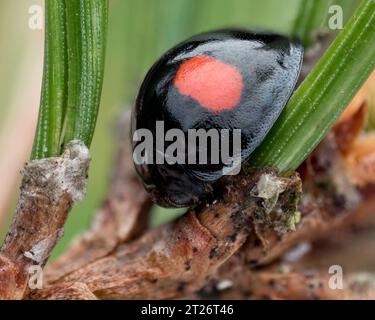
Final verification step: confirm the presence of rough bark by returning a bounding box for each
[0,141,90,299]
[32,169,301,299]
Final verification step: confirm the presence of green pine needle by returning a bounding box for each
[31,0,108,160]
[251,0,375,174]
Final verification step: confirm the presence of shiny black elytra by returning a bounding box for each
[131,29,304,208]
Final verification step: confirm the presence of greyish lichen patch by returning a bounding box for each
[21,140,91,204]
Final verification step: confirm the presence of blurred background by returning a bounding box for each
[0,0,360,259]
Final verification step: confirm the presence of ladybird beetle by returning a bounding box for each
[132,29,303,208]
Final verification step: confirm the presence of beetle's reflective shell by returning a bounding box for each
[132,29,303,208]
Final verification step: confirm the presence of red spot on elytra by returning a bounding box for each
[174,55,243,112]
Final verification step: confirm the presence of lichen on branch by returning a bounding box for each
[0,141,90,299]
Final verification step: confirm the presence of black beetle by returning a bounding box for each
[131,29,303,208]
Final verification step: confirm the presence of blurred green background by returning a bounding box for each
[0,0,321,258]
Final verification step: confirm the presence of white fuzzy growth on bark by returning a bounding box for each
[250,172,289,213]
[250,173,287,200]
[21,140,91,204]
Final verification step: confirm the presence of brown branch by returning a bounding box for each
[0,141,90,299]
[37,282,98,300]
[31,169,301,299]
[194,263,375,300]
[192,223,375,300]
[259,271,375,300]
